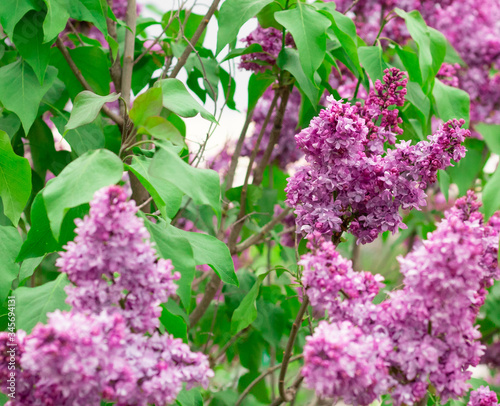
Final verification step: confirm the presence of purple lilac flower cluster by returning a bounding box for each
[241,86,303,169]
[302,192,500,405]
[239,26,294,73]
[0,186,213,405]
[468,386,499,406]
[286,68,469,244]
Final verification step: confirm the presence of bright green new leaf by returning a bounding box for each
[248,73,275,113]
[144,219,196,308]
[137,116,185,147]
[159,79,217,123]
[160,305,188,342]
[150,145,222,225]
[0,130,32,226]
[432,79,470,128]
[16,193,60,261]
[406,81,431,123]
[231,275,264,334]
[358,46,388,83]
[130,87,163,127]
[216,0,273,54]
[126,155,184,220]
[14,273,70,333]
[222,44,264,62]
[42,149,123,239]
[170,226,238,287]
[0,226,22,303]
[0,61,57,133]
[42,0,70,42]
[64,91,120,133]
[68,0,108,37]
[0,0,40,38]
[13,11,54,84]
[277,48,319,105]
[476,123,500,155]
[483,168,500,220]
[275,3,331,80]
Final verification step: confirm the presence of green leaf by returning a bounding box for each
[221,43,264,62]
[176,388,203,406]
[447,139,485,196]
[144,219,196,308]
[13,10,54,84]
[160,305,188,342]
[68,0,108,37]
[248,73,274,112]
[275,3,331,80]
[432,79,470,127]
[169,226,238,286]
[0,130,31,226]
[358,46,388,83]
[19,256,45,281]
[483,168,500,220]
[395,46,422,85]
[231,275,263,334]
[394,9,446,87]
[159,79,217,123]
[137,116,185,146]
[475,123,500,155]
[126,155,184,220]
[65,91,120,133]
[150,145,222,225]
[216,0,273,54]
[406,81,431,123]
[0,226,22,303]
[51,45,111,98]
[14,273,70,333]
[17,193,60,261]
[437,170,450,202]
[277,48,318,105]
[52,114,105,156]
[42,0,70,42]
[130,87,163,127]
[42,149,123,239]
[0,0,40,38]
[0,60,57,133]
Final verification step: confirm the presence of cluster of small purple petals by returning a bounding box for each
[302,320,394,406]
[239,26,294,73]
[468,387,499,406]
[300,234,384,325]
[56,185,180,334]
[437,63,461,88]
[242,86,303,169]
[379,192,499,404]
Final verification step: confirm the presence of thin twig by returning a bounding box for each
[106,0,122,92]
[189,271,221,326]
[169,0,221,78]
[225,112,254,191]
[55,37,124,127]
[344,0,359,14]
[235,355,303,406]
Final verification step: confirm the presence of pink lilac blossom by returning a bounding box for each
[242,86,303,169]
[239,26,294,73]
[468,386,499,406]
[302,193,500,406]
[300,233,383,326]
[302,320,394,406]
[56,185,179,334]
[286,68,469,244]
[0,311,213,406]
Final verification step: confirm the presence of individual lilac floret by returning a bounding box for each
[468,386,499,406]
[300,234,384,325]
[286,69,469,244]
[242,86,303,169]
[56,185,180,333]
[302,320,394,406]
[239,26,294,73]
[379,192,500,405]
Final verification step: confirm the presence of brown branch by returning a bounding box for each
[233,207,291,254]
[252,85,291,186]
[121,0,137,108]
[225,112,253,191]
[106,0,122,93]
[235,355,303,406]
[188,271,221,326]
[55,37,124,127]
[278,296,309,402]
[168,0,221,78]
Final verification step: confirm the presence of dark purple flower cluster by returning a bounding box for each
[302,192,500,405]
[0,186,213,405]
[239,26,294,73]
[242,86,303,169]
[286,68,469,244]
[468,386,499,406]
